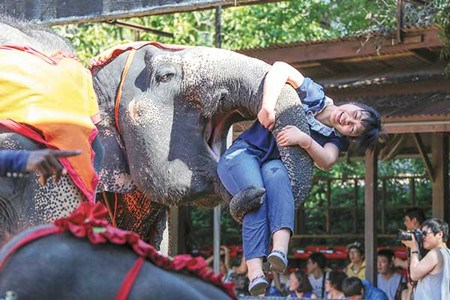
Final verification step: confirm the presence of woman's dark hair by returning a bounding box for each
[352,102,384,153]
[293,271,313,293]
[422,218,449,242]
[308,252,327,269]
[342,276,364,297]
[328,270,347,291]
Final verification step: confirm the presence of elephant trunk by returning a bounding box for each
[193,47,314,207]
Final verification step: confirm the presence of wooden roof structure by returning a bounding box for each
[239,26,450,153]
[240,25,449,282]
[0,0,278,25]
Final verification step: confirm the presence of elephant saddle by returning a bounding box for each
[0,45,99,202]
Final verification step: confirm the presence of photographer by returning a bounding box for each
[402,218,450,299]
[394,208,426,270]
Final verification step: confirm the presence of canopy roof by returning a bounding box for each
[0,0,277,25]
[238,26,450,158]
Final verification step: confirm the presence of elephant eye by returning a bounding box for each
[156,73,175,83]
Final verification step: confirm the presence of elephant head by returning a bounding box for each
[92,42,313,208]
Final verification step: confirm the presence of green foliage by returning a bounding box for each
[52,0,400,61]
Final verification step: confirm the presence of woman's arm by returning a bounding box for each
[258,62,305,130]
[277,125,339,171]
[276,125,340,170]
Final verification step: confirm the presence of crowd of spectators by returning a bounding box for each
[202,207,450,300]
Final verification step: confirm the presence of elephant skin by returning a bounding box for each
[0,15,312,247]
[0,225,232,299]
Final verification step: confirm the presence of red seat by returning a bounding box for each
[306,245,329,252]
[333,246,347,253]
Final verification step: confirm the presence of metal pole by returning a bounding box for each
[213,4,223,275]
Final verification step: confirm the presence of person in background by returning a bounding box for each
[377,249,407,300]
[306,252,329,298]
[288,270,318,299]
[402,218,450,300]
[230,256,250,297]
[266,268,290,297]
[345,242,366,280]
[206,246,234,283]
[325,270,347,299]
[394,207,426,269]
[342,276,388,300]
[0,149,81,185]
[394,207,426,300]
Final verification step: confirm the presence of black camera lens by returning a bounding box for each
[397,230,413,241]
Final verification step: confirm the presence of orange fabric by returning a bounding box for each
[0,46,99,202]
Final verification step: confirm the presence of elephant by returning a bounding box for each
[0,202,234,299]
[0,15,313,248]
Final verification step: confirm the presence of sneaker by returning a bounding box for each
[248,274,268,296]
[268,250,287,274]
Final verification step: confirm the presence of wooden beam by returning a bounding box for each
[412,48,440,63]
[106,20,173,38]
[0,0,282,25]
[240,27,443,64]
[365,149,378,284]
[384,121,450,134]
[431,134,449,220]
[379,134,405,160]
[396,0,403,43]
[413,133,435,181]
[168,206,189,256]
[330,79,450,99]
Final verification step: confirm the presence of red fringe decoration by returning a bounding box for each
[54,202,236,299]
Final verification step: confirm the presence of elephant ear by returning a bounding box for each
[273,87,314,208]
[96,119,136,193]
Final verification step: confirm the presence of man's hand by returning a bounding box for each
[26,149,81,185]
[257,106,276,131]
[276,125,311,148]
[401,234,419,252]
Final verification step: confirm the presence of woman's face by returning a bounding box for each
[289,272,300,291]
[306,258,316,274]
[325,279,333,293]
[348,248,363,263]
[330,104,367,137]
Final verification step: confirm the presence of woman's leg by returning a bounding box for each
[261,159,295,256]
[217,140,269,281]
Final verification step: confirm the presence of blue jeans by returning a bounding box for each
[217,139,294,260]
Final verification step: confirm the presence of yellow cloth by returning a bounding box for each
[0,46,99,202]
[345,260,366,280]
[0,48,98,126]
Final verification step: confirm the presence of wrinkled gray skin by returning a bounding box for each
[0,15,312,247]
[0,225,232,299]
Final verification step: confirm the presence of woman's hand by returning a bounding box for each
[257,106,276,131]
[276,125,312,148]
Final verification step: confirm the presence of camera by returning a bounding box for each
[397,229,425,256]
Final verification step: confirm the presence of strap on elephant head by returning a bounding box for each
[90,41,188,135]
[114,49,136,134]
